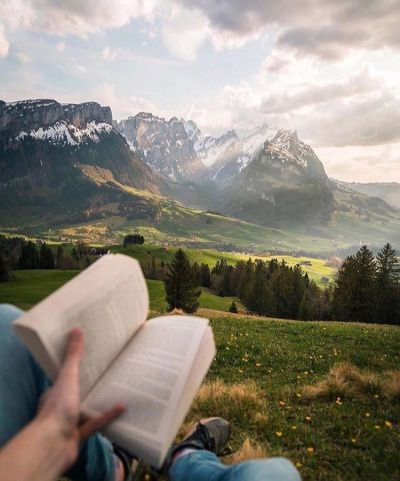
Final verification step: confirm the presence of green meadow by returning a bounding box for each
[188,317,400,481]
[1,262,398,481]
[0,270,241,313]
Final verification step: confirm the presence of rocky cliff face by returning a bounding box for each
[116,113,205,181]
[0,99,161,223]
[0,99,112,133]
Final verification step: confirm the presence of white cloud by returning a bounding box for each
[91,82,159,119]
[316,143,400,183]
[162,5,210,61]
[102,46,117,61]
[16,52,30,62]
[56,42,65,53]
[0,28,9,58]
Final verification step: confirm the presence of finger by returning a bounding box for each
[79,404,125,441]
[58,327,84,384]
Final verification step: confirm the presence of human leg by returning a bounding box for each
[170,450,301,481]
[167,417,301,481]
[0,304,118,481]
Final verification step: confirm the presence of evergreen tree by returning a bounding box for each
[0,255,9,282]
[123,234,145,247]
[56,246,64,268]
[164,249,201,313]
[200,263,211,287]
[191,262,201,286]
[39,243,55,269]
[18,241,39,269]
[229,301,238,313]
[333,245,376,322]
[376,243,399,324]
[298,289,314,320]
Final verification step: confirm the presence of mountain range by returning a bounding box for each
[1,99,399,254]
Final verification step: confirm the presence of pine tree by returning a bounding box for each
[298,289,314,320]
[39,243,55,269]
[18,241,39,269]
[333,245,376,322]
[164,249,200,313]
[376,243,399,324]
[200,263,211,287]
[0,255,9,282]
[229,301,238,313]
[56,245,64,268]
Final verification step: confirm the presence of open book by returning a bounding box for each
[13,253,216,468]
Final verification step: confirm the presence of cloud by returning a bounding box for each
[91,82,159,119]
[16,52,30,63]
[175,0,400,59]
[102,46,117,61]
[161,5,210,61]
[316,142,400,183]
[307,91,400,147]
[0,28,9,58]
[56,42,65,53]
[4,0,157,37]
[259,70,379,115]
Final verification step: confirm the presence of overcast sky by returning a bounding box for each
[1,0,400,182]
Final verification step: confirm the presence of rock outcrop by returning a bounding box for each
[116,112,205,180]
[0,99,112,134]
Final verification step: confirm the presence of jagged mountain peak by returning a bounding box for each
[116,113,204,180]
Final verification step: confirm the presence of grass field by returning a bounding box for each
[112,244,337,286]
[188,317,400,481]
[0,270,241,313]
[0,269,399,480]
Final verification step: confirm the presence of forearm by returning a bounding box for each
[0,416,76,481]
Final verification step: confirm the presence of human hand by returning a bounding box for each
[37,327,125,470]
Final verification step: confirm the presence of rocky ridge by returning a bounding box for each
[116,113,204,180]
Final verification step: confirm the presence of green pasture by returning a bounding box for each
[0,271,241,313]
[196,316,400,481]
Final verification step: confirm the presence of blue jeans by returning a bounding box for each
[170,451,301,481]
[0,304,301,481]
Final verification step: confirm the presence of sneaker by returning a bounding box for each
[164,417,231,471]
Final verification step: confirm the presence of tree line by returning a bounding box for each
[164,245,400,324]
[0,236,109,280]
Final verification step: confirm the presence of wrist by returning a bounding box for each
[33,415,79,472]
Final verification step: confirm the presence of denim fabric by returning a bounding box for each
[0,304,116,481]
[169,450,301,481]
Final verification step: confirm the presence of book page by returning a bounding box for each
[13,254,149,399]
[82,315,215,468]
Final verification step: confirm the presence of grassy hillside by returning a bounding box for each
[0,270,241,313]
[190,316,400,481]
[0,269,398,480]
[2,192,399,257]
[112,244,337,286]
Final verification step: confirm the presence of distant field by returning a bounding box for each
[0,270,242,313]
[193,316,400,481]
[112,244,337,286]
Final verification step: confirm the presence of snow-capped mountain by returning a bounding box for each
[216,128,334,227]
[116,113,204,181]
[0,99,161,222]
[250,128,328,182]
[202,124,277,185]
